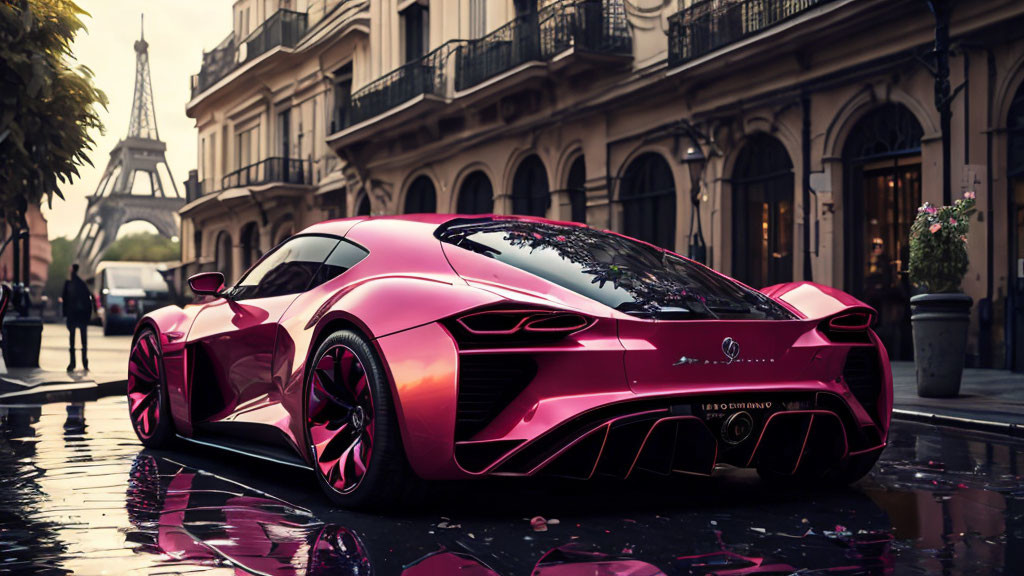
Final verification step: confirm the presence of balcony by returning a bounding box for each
[344,40,464,128]
[243,9,308,62]
[327,0,631,144]
[455,0,632,92]
[221,157,310,190]
[668,0,836,67]
[189,9,308,100]
[191,38,236,98]
[185,179,216,203]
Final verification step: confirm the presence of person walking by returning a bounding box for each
[62,264,94,372]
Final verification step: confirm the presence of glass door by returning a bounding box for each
[859,158,921,361]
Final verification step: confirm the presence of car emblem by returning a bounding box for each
[674,336,770,367]
[722,337,740,364]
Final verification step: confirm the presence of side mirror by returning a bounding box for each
[188,272,225,297]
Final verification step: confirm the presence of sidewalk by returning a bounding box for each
[890,361,1024,436]
[0,366,125,404]
[0,323,129,404]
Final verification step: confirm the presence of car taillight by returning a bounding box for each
[449,308,594,347]
[110,304,122,315]
[819,310,875,344]
[126,299,138,312]
[828,311,873,331]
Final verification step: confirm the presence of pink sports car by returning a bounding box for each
[127,215,891,508]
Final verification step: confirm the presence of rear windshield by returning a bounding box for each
[436,218,794,320]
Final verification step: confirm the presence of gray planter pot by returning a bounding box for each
[910,293,972,398]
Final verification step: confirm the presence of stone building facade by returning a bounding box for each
[182,0,1024,369]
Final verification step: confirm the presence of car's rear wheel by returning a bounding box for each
[127,328,175,448]
[305,330,415,509]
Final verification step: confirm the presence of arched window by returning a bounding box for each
[354,193,371,216]
[511,155,550,217]
[193,229,203,261]
[404,175,437,213]
[732,134,794,288]
[1010,86,1024,179]
[457,171,493,214]
[240,222,261,272]
[620,153,676,250]
[566,156,586,224]
[843,103,924,361]
[214,231,233,282]
[275,225,294,246]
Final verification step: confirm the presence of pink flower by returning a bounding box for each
[929,223,942,234]
[925,206,938,215]
[961,235,968,243]
[964,191,976,200]
[949,218,957,225]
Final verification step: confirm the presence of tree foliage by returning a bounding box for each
[102,233,180,263]
[0,0,106,224]
[908,192,977,294]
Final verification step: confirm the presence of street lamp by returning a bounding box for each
[682,138,707,264]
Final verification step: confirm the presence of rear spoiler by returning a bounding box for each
[759,281,876,323]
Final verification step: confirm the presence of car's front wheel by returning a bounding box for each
[305,330,416,509]
[127,328,175,448]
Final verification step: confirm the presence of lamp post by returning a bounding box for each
[926,0,955,206]
[683,138,707,264]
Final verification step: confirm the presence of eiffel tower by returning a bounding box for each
[73,16,183,277]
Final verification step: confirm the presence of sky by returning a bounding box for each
[45,1,234,240]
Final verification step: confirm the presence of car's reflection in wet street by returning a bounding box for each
[0,397,1021,575]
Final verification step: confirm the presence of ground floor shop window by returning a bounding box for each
[458,171,494,214]
[844,104,924,361]
[732,133,794,288]
[620,153,676,250]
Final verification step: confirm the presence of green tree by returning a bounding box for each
[102,233,180,263]
[45,235,72,299]
[0,0,106,228]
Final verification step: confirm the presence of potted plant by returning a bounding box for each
[907,191,977,397]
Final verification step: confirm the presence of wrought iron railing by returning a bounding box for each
[456,0,632,92]
[456,12,541,91]
[541,0,632,58]
[243,9,308,62]
[344,40,465,128]
[190,38,236,98]
[221,157,309,190]
[190,10,308,99]
[668,0,836,66]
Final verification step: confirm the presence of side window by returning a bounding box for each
[309,239,368,289]
[230,235,340,300]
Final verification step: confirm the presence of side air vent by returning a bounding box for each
[455,354,538,440]
[842,347,882,427]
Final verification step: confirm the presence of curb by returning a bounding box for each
[0,378,126,405]
[892,408,1024,438]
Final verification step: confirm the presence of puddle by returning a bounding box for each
[1,397,1021,574]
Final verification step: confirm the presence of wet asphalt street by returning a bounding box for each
[0,397,1022,575]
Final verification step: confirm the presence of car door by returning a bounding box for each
[187,235,341,440]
